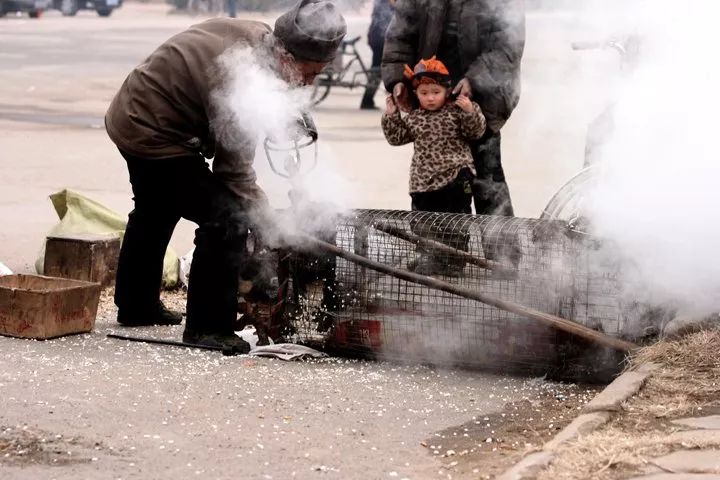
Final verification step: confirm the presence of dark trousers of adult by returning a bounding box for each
[410,169,473,269]
[471,129,514,216]
[115,150,250,336]
[226,0,237,17]
[360,44,383,109]
[469,130,522,268]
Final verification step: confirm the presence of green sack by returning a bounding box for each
[35,189,179,288]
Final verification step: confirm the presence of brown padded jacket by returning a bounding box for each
[105,18,272,205]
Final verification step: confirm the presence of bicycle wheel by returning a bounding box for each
[310,73,333,106]
[540,165,598,222]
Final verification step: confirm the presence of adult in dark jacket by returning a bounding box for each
[360,0,395,109]
[105,0,346,350]
[381,0,525,215]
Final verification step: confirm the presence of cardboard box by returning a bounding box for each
[44,233,120,287]
[0,274,101,339]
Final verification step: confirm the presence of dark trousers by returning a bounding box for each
[410,170,473,266]
[360,45,383,108]
[471,129,514,216]
[469,131,523,267]
[410,170,473,214]
[226,0,237,17]
[115,150,250,335]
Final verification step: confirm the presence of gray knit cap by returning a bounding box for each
[274,0,347,63]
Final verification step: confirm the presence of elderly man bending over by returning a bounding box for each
[105,0,346,351]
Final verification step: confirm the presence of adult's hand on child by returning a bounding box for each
[452,78,472,99]
[385,95,398,115]
[392,83,412,112]
[455,95,474,112]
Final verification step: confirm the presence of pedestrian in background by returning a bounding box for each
[226,0,237,18]
[360,0,395,110]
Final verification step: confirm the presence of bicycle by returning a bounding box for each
[310,35,380,106]
[540,35,641,231]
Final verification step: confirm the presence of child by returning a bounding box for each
[381,56,486,275]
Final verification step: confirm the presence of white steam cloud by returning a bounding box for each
[212,46,310,148]
[211,44,357,242]
[583,0,720,313]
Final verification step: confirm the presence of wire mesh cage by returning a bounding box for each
[272,209,647,380]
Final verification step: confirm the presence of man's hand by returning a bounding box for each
[385,95,398,115]
[452,78,472,99]
[455,95,474,112]
[392,83,412,112]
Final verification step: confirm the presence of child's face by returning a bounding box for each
[416,83,448,111]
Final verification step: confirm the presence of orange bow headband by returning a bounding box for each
[403,56,452,88]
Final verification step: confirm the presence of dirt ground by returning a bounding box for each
[0,361,600,479]
[0,287,604,479]
[428,381,600,479]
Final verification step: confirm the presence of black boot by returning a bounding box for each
[117,301,183,326]
[182,330,251,353]
[360,65,380,110]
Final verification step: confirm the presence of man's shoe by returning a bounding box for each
[117,302,183,327]
[182,330,251,354]
[360,103,378,110]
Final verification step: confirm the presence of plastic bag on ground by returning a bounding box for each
[179,248,194,288]
[248,343,327,361]
[0,261,12,276]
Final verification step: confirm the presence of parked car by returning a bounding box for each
[0,0,52,17]
[52,0,122,16]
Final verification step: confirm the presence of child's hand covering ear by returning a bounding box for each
[385,95,398,114]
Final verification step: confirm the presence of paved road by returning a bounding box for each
[0,4,616,479]
[0,305,528,480]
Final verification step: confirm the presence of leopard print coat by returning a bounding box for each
[381,102,486,193]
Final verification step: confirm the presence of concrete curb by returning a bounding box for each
[495,362,660,480]
[543,411,612,451]
[584,362,659,413]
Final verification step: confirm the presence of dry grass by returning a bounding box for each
[631,328,720,373]
[535,328,720,480]
[627,328,720,419]
[537,428,720,480]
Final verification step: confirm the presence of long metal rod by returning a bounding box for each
[106,334,239,355]
[294,234,637,353]
[373,222,508,272]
